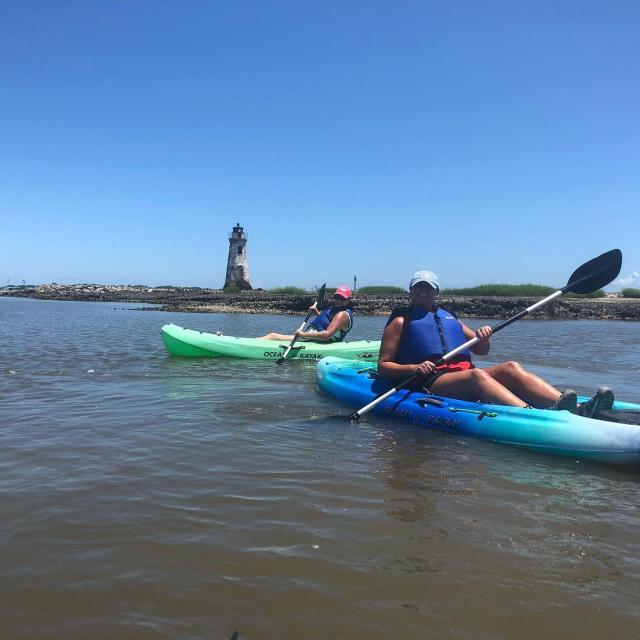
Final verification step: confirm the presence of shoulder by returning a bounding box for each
[436,306,458,320]
[385,305,411,328]
[333,308,351,322]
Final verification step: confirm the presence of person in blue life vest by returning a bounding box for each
[378,271,614,415]
[258,286,354,343]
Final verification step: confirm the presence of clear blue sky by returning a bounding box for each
[1,0,638,291]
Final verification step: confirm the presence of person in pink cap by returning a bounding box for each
[258,286,354,343]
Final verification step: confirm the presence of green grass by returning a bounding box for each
[440,284,606,298]
[621,288,640,298]
[564,288,606,298]
[356,285,406,294]
[262,283,613,298]
[270,286,308,295]
[441,284,556,296]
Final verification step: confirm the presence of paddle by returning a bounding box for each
[277,283,327,364]
[346,249,622,421]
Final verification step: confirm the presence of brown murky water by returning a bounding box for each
[1,297,639,639]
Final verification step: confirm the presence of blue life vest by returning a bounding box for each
[394,306,471,365]
[309,307,353,342]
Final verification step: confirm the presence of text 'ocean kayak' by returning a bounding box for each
[316,357,640,465]
[161,324,381,361]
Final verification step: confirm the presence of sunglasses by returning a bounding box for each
[411,286,437,295]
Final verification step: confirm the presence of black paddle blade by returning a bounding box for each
[317,283,327,307]
[565,249,622,294]
[322,411,362,422]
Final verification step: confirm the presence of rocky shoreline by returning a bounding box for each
[2,284,639,320]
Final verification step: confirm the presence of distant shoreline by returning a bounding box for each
[2,284,639,320]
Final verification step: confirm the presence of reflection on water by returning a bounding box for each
[367,416,640,627]
[1,297,640,639]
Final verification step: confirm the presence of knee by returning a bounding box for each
[502,360,524,376]
[470,369,492,389]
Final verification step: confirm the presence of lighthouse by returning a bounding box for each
[224,222,252,290]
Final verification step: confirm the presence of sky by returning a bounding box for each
[1,0,638,291]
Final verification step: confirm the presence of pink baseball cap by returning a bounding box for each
[334,286,352,299]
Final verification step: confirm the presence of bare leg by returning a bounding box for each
[256,332,295,341]
[483,361,561,409]
[430,368,528,407]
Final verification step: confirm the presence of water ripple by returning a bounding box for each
[1,298,640,639]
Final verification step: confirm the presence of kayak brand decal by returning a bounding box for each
[387,406,460,430]
[262,350,325,360]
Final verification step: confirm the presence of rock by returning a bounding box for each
[2,285,639,320]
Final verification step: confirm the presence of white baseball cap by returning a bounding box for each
[409,270,440,290]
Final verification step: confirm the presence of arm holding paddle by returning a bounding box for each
[466,323,492,355]
[286,285,353,344]
[257,284,327,344]
[295,308,350,342]
[378,316,492,380]
[292,299,322,335]
[274,285,354,361]
[274,284,327,363]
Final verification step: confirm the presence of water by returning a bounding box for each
[1,296,640,640]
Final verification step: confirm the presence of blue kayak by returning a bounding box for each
[316,357,640,465]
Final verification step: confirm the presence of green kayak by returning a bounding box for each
[161,324,381,361]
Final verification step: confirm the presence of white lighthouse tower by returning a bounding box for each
[224,222,252,290]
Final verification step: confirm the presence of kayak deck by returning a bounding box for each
[161,324,381,361]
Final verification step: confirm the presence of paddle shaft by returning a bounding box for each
[277,283,326,363]
[441,265,608,361]
[349,266,609,420]
[279,310,315,360]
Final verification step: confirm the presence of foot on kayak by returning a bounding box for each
[579,386,615,418]
[551,389,578,412]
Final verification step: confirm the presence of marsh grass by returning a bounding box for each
[270,286,308,295]
[441,284,606,298]
[267,283,608,297]
[356,285,406,294]
[564,289,606,298]
[441,284,555,296]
